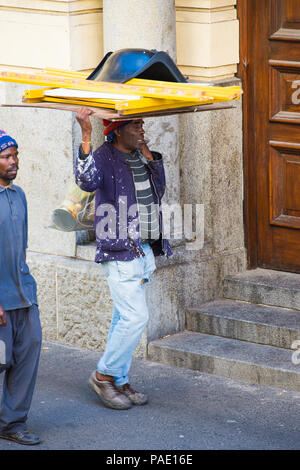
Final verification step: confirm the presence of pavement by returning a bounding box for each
[0,340,300,454]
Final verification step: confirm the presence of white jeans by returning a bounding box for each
[97,243,156,386]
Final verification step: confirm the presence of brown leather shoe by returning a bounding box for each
[89,371,132,410]
[118,383,148,405]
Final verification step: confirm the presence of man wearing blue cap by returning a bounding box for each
[0,131,42,445]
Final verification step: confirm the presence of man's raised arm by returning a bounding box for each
[75,107,103,192]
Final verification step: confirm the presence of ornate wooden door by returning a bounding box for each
[240,0,300,273]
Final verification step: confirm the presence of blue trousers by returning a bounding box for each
[98,243,156,386]
[0,304,42,433]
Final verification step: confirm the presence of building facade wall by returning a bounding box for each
[0,0,246,358]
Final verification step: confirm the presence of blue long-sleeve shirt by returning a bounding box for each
[0,184,37,310]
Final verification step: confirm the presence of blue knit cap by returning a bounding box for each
[0,130,18,153]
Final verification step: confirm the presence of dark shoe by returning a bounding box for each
[89,371,132,410]
[0,430,41,446]
[118,383,148,405]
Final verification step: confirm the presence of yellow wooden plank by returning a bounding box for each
[119,100,213,115]
[128,78,242,101]
[27,96,116,109]
[114,96,209,111]
[23,88,55,99]
[24,90,120,106]
[128,77,241,92]
[63,96,122,105]
[43,68,89,79]
[76,96,188,109]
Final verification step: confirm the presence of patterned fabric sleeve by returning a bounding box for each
[75,146,103,192]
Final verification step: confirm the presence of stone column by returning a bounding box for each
[176,0,239,81]
[0,0,103,72]
[103,0,180,212]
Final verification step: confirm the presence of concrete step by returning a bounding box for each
[148,331,300,392]
[186,299,300,349]
[223,268,300,310]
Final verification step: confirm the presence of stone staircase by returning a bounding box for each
[148,268,300,392]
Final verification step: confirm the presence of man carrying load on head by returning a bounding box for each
[75,108,172,410]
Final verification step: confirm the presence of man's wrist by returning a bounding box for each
[150,151,162,161]
[81,132,92,152]
[79,144,91,160]
[82,131,91,141]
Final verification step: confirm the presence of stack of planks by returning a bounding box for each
[0,68,242,120]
